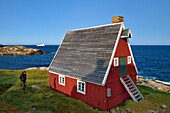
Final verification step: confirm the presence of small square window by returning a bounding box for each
[77,80,86,94]
[114,57,119,67]
[127,56,131,64]
[59,75,65,86]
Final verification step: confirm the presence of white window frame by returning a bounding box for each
[77,80,86,94]
[127,56,131,64]
[59,75,65,86]
[114,57,119,67]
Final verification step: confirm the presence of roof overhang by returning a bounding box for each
[121,28,132,38]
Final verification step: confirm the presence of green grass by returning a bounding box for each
[0,70,170,113]
[0,70,102,113]
[118,85,170,112]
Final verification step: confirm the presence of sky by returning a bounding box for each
[0,0,170,45]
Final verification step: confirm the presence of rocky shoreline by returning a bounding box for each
[25,67,49,70]
[138,76,170,92]
[0,45,43,56]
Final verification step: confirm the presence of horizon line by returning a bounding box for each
[3,44,170,46]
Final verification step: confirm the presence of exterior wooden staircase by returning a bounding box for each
[120,75,144,102]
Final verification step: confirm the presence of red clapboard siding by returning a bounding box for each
[49,73,107,110]
[105,37,137,110]
[115,38,130,57]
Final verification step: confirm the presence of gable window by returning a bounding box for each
[114,57,119,67]
[77,80,86,94]
[59,75,65,86]
[127,56,131,64]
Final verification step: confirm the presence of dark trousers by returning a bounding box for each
[21,80,26,90]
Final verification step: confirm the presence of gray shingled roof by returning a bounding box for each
[49,23,122,85]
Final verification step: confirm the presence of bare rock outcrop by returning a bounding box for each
[0,46,43,56]
[138,76,170,92]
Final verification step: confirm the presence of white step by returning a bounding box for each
[132,90,138,94]
[129,85,134,89]
[136,96,142,101]
[127,82,132,86]
[134,93,139,97]
[125,79,131,83]
[130,87,136,91]
[123,77,129,81]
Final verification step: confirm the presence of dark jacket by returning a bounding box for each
[20,72,26,81]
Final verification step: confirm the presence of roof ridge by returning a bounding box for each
[69,22,123,32]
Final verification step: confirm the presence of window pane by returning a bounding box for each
[82,87,84,92]
[62,77,64,83]
[78,86,81,91]
[77,81,85,94]
[78,82,81,91]
[60,77,62,83]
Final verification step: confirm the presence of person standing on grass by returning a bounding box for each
[20,71,27,90]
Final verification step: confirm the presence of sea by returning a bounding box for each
[0,45,170,84]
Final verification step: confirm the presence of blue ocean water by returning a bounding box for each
[0,45,170,83]
[0,45,59,70]
[132,45,170,82]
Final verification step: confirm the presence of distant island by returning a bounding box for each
[0,45,43,56]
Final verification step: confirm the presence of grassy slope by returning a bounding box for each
[0,70,170,113]
[118,85,170,112]
[0,70,102,113]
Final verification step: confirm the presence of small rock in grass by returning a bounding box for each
[110,108,117,113]
[148,110,160,113]
[31,85,40,89]
[116,107,120,113]
[126,108,132,113]
[160,104,167,109]
[32,105,37,112]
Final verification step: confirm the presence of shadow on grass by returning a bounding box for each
[0,83,12,95]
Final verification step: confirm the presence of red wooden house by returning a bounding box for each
[49,16,143,110]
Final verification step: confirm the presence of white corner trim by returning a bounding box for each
[77,80,86,95]
[122,23,125,29]
[59,75,65,86]
[129,29,133,37]
[102,23,124,85]
[127,39,138,73]
[121,36,131,38]
[48,32,67,70]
